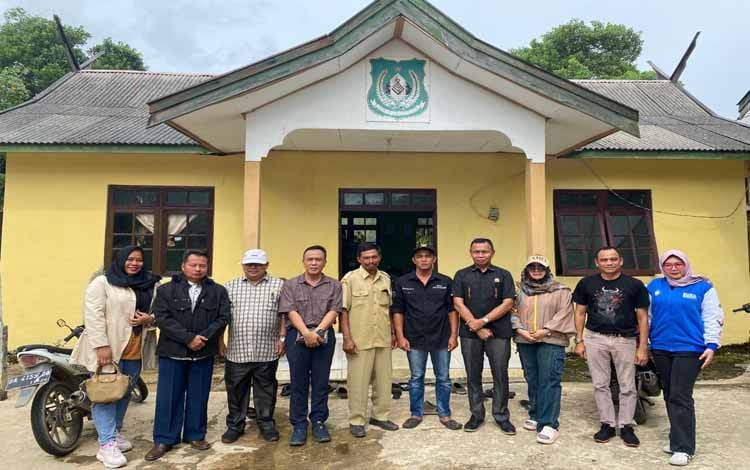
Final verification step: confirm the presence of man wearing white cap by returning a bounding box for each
[220,249,286,443]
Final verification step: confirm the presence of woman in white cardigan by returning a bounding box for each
[71,245,160,469]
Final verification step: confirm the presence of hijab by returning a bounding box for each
[659,249,710,288]
[106,246,161,333]
[519,265,566,296]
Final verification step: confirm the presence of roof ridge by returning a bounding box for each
[572,79,672,83]
[81,69,215,78]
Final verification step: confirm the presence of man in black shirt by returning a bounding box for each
[573,246,649,448]
[391,245,461,431]
[453,238,516,434]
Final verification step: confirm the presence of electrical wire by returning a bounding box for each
[579,159,746,220]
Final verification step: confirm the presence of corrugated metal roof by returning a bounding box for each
[574,80,750,152]
[0,70,214,146]
[1,71,749,153]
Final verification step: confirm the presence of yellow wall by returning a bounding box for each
[3,151,749,346]
[548,158,750,344]
[1,152,245,346]
[259,150,528,280]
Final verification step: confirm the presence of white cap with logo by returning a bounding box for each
[241,249,268,265]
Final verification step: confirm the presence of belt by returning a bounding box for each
[591,330,634,338]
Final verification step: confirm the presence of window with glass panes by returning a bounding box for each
[553,190,658,276]
[106,186,214,275]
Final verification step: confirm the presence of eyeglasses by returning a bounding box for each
[663,262,685,269]
[527,264,546,272]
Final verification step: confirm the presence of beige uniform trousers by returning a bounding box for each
[346,346,393,426]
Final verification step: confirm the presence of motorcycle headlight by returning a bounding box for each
[18,354,51,369]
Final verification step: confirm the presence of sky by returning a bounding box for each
[3,0,749,118]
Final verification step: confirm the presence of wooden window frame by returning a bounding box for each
[105,185,215,276]
[554,189,658,276]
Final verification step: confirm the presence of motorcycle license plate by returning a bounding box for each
[7,367,52,390]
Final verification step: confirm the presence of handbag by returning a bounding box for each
[83,363,130,403]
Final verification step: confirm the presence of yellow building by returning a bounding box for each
[2,0,750,347]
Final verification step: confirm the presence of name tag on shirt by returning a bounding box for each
[682,292,697,300]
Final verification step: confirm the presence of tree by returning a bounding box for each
[511,19,656,80]
[89,37,146,71]
[0,8,89,96]
[0,64,29,109]
[0,8,147,107]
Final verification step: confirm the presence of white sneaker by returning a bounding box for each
[96,441,127,468]
[669,452,693,466]
[115,433,133,453]
[523,419,538,431]
[663,444,674,454]
[536,426,560,445]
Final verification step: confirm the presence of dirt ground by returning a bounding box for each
[1,367,748,470]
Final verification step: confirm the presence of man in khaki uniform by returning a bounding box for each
[341,243,399,437]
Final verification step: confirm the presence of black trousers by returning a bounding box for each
[652,350,702,455]
[224,359,279,432]
[460,337,511,423]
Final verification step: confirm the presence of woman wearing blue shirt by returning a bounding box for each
[647,249,724,467]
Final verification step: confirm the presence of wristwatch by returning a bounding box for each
[482,317,489,325]
[575,338,584,344]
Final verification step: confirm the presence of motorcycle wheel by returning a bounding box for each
[30,381,84,456]
[634,398,647,425]
[130,377,149,403]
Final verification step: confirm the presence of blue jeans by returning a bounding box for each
[517,342,565,431]
[285,328,336,427]
[406,349,451,418]
[91,359,142,445]
[153,356,214,445]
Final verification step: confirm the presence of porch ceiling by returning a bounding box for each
[279,129,519,153]
[149,0,639,156]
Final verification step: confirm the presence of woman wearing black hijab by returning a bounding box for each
[71,245,160,468]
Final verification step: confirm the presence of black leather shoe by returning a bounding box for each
[464,416,483,432]
[221,429,243,444]
[258,422,280,442]
[369,418,399,431]
[497,420,516,435]
[144,443,171,461]
[350,424,366,438]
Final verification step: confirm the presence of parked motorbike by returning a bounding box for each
[610,358,661,425]
[5,319,148,456]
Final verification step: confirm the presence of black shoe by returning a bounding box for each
[620,425,640,447]
[464,416,483,432]
[497,420,516,435]
[350,424,366,438]
[594,423,616,443]
[221,429,243,444]
[369,418,399,431]
[258,422,280,442]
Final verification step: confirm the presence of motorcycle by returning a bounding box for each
[609,357,661,425]
[5,319,148,456]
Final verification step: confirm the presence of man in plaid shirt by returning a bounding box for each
[220,249,285,443]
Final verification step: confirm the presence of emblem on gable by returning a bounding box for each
[367,58,429,120]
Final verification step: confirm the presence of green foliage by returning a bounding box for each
[0,63,30,109]
[0,8,146,99]
[0,8,89,95]
[511,19,656,80]
[89,37,146,71]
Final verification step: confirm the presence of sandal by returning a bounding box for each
[536,426,560,445]
[439,418,463,431]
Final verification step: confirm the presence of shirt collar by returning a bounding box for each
[407,270,439,283]
[297,274,330,286]
[357,265,382,281]
[242,275,269,284]
[471,264,498,273]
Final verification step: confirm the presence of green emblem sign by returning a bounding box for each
[367,58,428,120]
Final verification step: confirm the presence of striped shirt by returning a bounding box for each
[225,275,284,363]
